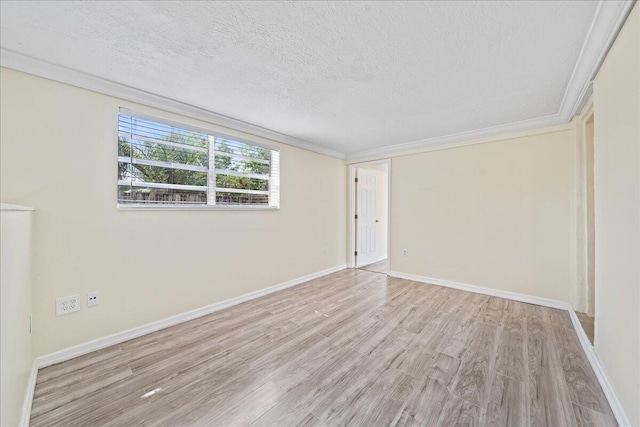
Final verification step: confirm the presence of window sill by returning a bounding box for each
[117,204,279,211]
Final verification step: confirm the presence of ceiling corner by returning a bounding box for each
[558,0,637,120]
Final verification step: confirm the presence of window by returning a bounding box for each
[117,110,280,209]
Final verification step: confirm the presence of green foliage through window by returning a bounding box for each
[117,114,278,207]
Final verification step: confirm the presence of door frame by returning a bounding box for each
[576,96,596,316]
[349,159,391,269]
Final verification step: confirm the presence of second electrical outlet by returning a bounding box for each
[87,291,99,307]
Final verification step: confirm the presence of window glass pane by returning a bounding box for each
[216,192,269,205]
[118,136,131,157]
[128,141,208,168]
[215,156,269,175]
[119,186,207,205]
[216,175,268,191]
[119,116,208,149]
[118,161,133,182]
[126,165,207,186]
[214,137,269,160]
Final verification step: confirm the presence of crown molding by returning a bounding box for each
[1,0,634,162]
[346,0,636,163]
[0,49,346,160]
[579,94,595,122]
[346,114,568,163]
[559,0,636,119]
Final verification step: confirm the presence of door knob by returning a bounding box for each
[375,219,380,223]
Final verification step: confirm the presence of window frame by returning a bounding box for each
[117,108,280,211]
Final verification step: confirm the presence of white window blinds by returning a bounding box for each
[117,111,280,208]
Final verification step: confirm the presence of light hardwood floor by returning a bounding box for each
[575,312,595,345]
[30,269,616,426]
[359,259,389,274]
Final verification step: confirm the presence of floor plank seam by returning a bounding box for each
[447,390,483,409]
[572,399,613,417]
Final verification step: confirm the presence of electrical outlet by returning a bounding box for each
[323,247,328,255]
[56,295,81,316]
[87,291,99,307]
[403,248,409,257]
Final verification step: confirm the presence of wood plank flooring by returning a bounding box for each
[575,312,594,344]
[30,269,616,426]
[359,259,389,274]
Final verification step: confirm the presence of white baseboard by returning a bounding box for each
[20,361,37,427]
[388,269,631,426]
[387,270,571,310]
[567,309,632,426]
[36,264,347,369]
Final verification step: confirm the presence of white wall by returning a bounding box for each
[0,205,34,427]
[390,127,575,302]
[593,4,639,425]
[0,67,347,357]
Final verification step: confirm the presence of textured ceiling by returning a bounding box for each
[1,1,599,155]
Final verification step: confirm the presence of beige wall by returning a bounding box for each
[390,127,575,302]
[375,167,389,260]
[0,206,34,427]
[593,3,639,425]
[0,68,347,357]
[584,117,595,316]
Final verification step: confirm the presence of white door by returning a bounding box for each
[356,168,379,267]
